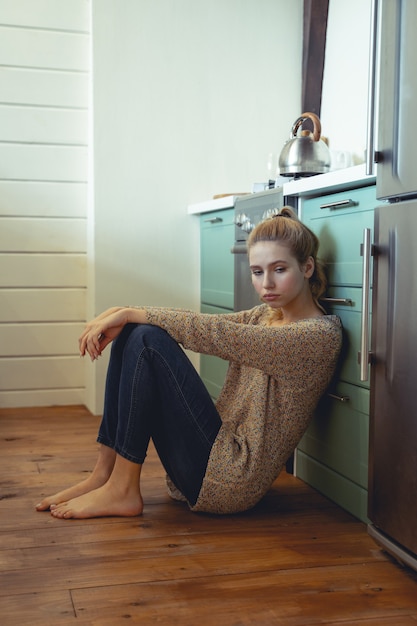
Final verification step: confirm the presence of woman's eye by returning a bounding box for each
[275,267,285,273]
[251,270,263,276]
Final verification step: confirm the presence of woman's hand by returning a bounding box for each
[79,307,130,361]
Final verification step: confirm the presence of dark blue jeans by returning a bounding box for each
[97,324,222,506]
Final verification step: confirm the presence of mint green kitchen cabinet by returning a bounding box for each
[296,184,376,522]
[200,209,234,398]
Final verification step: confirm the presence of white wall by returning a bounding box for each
[321,0,372,164]
[88,0,304,414]
[0,0,90,408]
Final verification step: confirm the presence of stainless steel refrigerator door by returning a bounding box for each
[376,0,417,201]
[368,201,417,562]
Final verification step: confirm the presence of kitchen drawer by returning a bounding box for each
[201,209,234,309]
[200,304,231,399]
[323,286,371,388]
[298,381,369,489]
[302,185,376,287]
[302,184,377,220]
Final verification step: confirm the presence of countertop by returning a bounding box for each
[283,163,375,197]
[188,164,376,215]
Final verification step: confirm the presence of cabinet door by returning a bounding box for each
[302,185,376,287]
[200,304,230,399]
[298,381,369,489]
[201,209,234,309]
[297,382,370,523]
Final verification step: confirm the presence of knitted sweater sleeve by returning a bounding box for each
[143,306,342,381]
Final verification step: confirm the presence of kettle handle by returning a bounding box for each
[291,111,321,142]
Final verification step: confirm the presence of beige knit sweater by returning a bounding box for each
[145,305,342,514]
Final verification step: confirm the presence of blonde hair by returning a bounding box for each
[247,206,327,321]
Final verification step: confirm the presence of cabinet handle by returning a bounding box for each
[204,217,223,224]
[320,199,358,210]
[320,297,353,306]
[359,228,372,381]
[327,392,350,403]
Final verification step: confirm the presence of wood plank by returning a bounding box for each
[70,563,417,624]
[0,322,84,356]
[0,144,88,182]
[0,0,90,32]
[0,26,89,71]
[0,217,87,253]
[0,181,87,218]
[0,105,88,145]
[0,356,85,390]
[1,590,77,625]
[0,67,89,108]
[0,289,86,323]
[0,254,87,287]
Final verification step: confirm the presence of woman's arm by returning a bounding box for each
[79,306,148,361]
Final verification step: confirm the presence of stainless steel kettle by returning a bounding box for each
[278,112,330,177]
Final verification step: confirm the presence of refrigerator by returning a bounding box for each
[367,0,417,570]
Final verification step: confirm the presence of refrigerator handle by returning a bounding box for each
[366,0,379,175]
[386,228,397,385]
[359,228,372,381]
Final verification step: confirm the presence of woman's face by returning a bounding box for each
[248,240,314,312]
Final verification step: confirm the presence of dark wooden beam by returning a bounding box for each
[302,0,329,117]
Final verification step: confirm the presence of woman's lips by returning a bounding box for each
[262,294,279,301]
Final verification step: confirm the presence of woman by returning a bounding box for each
[36,207,342,519]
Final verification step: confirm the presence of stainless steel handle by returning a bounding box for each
[386,228,397,384]
[231,243,247,255]
[320,199,358,210]
[327,393,350,403]
[359,228,372,381]
[366,0,379,175]
[204,216,223,224]
[320,297,353,306]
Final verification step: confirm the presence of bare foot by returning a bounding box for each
[36,473,109,511]
[36,444,116,511]
[49,481,143,519]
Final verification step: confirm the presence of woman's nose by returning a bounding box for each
[262,272,274,288]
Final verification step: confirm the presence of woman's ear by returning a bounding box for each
[304,256,315,279]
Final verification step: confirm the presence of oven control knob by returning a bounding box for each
[262,207,280,220]
[235,212,247,228]
[241,219,254,233]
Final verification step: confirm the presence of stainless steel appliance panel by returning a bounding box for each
[376,0,417,201]
[368,202,417,566]
[233,188,285,311]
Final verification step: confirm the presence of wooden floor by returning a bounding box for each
[1,406,417,625]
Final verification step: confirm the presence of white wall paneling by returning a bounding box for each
[0,26,89,71]
[0,218,87,252]
[0,357,85,391]
[0,67,89,108]
[0,181,87,218]
[0,1,90,408]
[0,323,85,357]
[0,254,86,288]
[1,289,86,322]
[0,0,89,31]
[0,105,88,145]
[0,145,88,182]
